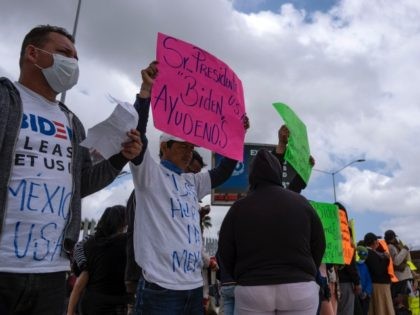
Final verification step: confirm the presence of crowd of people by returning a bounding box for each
[317,229,420,315]
[0,24,419,315]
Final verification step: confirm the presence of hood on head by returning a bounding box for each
[249,149,283,189]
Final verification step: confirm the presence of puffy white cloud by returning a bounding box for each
[340,168,420,215]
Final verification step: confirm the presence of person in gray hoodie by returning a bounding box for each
[218,149,325,315]
[0,25,142,315]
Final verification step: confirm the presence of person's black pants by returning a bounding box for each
[0,271,66,315]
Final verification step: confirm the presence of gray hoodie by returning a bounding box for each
[0,77,126,257]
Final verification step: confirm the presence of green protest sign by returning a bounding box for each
[310,201,344,264]
[272,102,312,183]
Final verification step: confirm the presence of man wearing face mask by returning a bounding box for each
[0,25,142,315]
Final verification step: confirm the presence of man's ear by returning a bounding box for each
[25,45,39,64]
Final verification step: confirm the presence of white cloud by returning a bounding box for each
[380,216,420,249]
[82,177,134,220]
[340,168,420,215]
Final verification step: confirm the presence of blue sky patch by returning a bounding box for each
[233,0,338,14]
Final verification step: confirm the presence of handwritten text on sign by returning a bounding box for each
[310,201,344,264]
[152,33,246,161]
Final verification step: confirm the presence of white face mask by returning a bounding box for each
[35,48,79,93]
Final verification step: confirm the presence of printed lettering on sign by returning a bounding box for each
[310,201,344,264]
[152,33,246,161]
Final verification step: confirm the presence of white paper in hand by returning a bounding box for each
[80,101,139,159]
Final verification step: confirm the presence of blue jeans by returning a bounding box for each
[134,278,203,315]
[220,285,235,315]
[0,271,66,315]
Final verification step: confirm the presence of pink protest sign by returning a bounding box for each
[152,33,246,161]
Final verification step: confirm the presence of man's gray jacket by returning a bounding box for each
[0,77,126,256]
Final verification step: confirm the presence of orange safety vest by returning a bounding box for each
[338,209,354,265]
[378,239,399,283]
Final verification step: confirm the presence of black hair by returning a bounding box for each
[95,205,127,238]
[19,25,74,67]
[335,202,349,221]
[334,202,346,210]
[364,232,378,246]
[384,230,397,242]
[159,140,176,159]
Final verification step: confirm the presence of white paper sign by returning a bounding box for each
[80,102,138,159]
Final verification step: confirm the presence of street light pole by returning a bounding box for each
[314,159,365,202]
[60,0,82,104]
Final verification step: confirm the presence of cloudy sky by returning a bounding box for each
[2,0,420,247]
